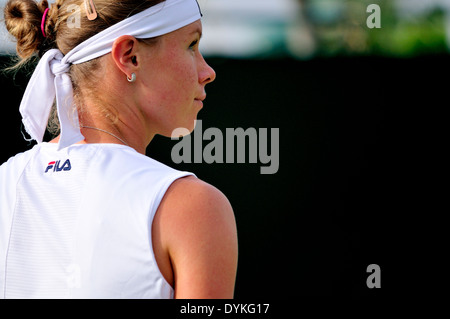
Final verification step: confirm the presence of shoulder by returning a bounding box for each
[156,176,236,242]
[165,175,232,210]
[80,145,190,183]
[159,175,235,231]
[0,146,40,217]
[155,176,238,298]
[102,146,183,175]
[0,146,39,178]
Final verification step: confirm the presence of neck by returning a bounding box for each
[72,60,156,153]
[80,125,130,146]
[64,103,152,153]
[79,120,151,154]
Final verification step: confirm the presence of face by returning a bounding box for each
[135,20,216,138]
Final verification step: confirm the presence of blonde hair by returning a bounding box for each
[4,0,164,135]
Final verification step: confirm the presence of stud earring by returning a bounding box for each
[127,73,136,83]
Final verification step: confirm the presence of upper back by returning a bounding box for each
[0,143,193,298]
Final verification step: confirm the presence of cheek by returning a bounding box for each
[137,47,200,134]
[157,59,198,110]
[149,51,192,86]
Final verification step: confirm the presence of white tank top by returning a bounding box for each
[0,143,194,298]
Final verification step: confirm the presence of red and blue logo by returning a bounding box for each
[45,159,72,173]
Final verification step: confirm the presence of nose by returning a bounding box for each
[199,54,216,85]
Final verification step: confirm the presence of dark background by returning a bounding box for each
[0,54,439,297]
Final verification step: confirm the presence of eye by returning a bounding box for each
[189,39,199,50]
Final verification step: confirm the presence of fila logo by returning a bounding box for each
[45,159,72,173]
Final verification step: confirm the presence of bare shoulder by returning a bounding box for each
[155,175,238,298]
[164,175,234,217]
[158,175,237,247]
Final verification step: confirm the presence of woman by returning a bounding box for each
[0,0,238,298]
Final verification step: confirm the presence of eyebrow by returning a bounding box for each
[190,28,203,38]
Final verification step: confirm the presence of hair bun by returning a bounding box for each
[4,0,51,59]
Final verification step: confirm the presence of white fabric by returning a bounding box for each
[0,143,194,298]
[19,0,202,150]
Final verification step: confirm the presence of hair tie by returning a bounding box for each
[41,8,50,37]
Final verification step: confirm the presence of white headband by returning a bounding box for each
[19,0,202,150]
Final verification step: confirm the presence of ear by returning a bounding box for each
[111,35,140,79]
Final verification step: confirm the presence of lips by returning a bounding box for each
[195,94,206,102]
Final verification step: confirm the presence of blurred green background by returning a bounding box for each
[2,0,449,58]
[0,0,440,297]
[197,0,450,59]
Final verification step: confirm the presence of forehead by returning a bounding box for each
[166,20,203,40]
